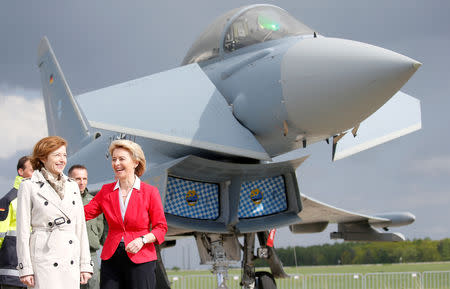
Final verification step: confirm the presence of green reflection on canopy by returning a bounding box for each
[258,15,280,31]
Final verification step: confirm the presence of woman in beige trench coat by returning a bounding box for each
[16,136,93,288]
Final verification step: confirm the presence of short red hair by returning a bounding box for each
[31,136,67,170]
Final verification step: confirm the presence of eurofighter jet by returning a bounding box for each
[37,4,420,289]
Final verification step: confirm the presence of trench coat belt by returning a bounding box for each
[32,222,72,249]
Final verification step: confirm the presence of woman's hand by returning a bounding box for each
[20,275,35,287]
[125,237,145,254]
[80,272,92,284]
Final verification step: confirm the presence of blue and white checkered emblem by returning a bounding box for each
[165,177,219,220]
[238,176,287,218]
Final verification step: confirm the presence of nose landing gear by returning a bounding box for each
[195,231,287,289]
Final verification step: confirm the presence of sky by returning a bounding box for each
[1,1,449,270]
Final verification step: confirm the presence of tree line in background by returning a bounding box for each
[255,238,450,266]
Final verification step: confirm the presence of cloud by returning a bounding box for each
[425,225,450,236]
[0,93,48,159]
[0,175,10,187]
[387,190,450,210]
[409,156,450,176]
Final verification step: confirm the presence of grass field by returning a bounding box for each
[166,261,450,276]
[283,262,450,275]
[166,262,450,289]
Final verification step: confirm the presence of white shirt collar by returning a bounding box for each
[113,176,141,191]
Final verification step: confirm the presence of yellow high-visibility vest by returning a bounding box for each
[0,176,22,247]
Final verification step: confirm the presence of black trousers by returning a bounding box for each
[100,242,156,289]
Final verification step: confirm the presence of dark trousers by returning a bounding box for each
[100,243,156,289]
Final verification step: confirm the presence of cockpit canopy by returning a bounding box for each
[182,5,314,65]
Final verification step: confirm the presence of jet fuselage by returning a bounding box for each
[200,35,419,156]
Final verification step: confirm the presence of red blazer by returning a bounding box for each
[84,181,167,264]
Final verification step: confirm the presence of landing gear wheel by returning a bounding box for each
[255,271,277,289]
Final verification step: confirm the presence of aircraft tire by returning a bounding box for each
[255,271,277,289]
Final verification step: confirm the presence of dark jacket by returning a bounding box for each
[0,176,26,287]
[81,189,105,252]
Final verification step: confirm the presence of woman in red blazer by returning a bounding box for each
[84,140,167,289]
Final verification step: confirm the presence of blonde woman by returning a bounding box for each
[84,140,167,289]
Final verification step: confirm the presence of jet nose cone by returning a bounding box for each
[281,37,421,136]
[413,61,422,71]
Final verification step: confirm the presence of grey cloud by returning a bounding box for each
[409,156,450,176]
[0,94,47,159]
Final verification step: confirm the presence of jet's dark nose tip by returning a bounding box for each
[413,61,422,71]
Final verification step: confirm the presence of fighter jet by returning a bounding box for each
[36,4,420,289]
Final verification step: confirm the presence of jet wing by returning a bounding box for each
[297,195,388,225]
[333,91,421,161]
[76,64,270,161]
[290,194,415,242]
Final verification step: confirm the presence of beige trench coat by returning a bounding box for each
[16,170,93,289]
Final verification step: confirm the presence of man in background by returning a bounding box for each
[68,165,105,289]
[0,156,33,289]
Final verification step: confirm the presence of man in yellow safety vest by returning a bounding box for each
[0,156,33,289]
